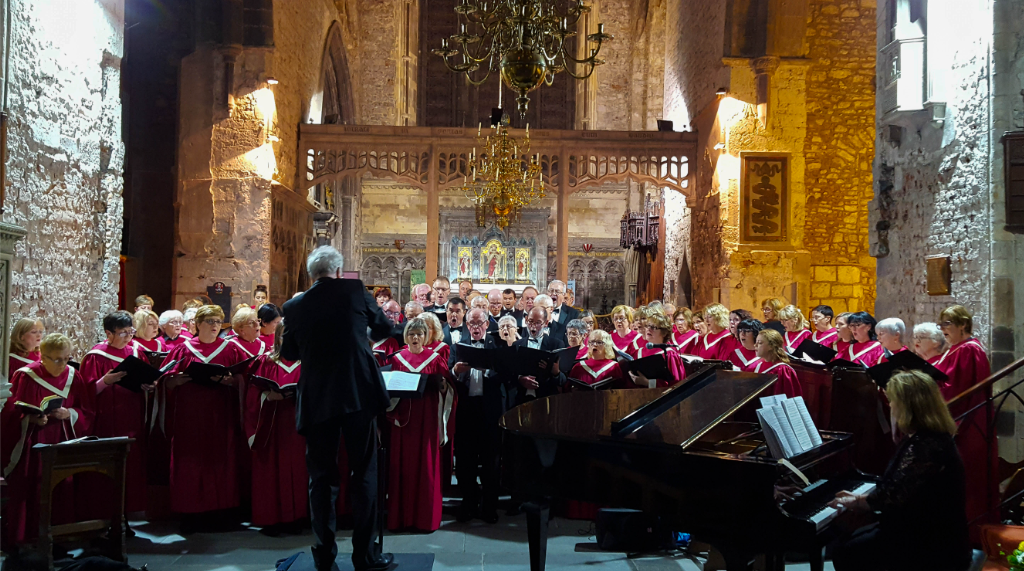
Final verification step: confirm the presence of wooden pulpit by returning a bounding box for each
[34,437,133,570]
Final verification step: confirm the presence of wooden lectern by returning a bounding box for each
[34,437,133,570]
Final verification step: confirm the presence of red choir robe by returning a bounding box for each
[231,336,267,358]
[611,330,643,358]
[749,360,803,398]
[730,346,761,371]
[371,338,399,367]
[162,337,249,513]
[162,333,189,353]
[834,340,884,367]
[180,329,194,339]
[426,340,451,365]
[1,362,94,545]
[574,344,589,360]
[79,342,149,514]
[672,329,700,355]
[386,349,455,531]
[569,359,624,388]
[630,347,686,388]
[933,338,994,528]
[8,352,39,388]
[876,345,909,365]
[258,333,276,351]
[784,329,812,353]
[133,337,165,353]
[834,338,852,356]
[244,355,308,526]
[694,329,738,361]
[811,328,838,348]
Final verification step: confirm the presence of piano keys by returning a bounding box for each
[500,363,868,571]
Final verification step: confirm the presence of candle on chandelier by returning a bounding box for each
[478,123,482,136]
[525,123,529,137]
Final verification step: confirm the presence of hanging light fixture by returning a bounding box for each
[461,119,545,230]
[433,0,612,117]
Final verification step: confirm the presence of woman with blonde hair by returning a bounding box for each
[415,311,450,365]
[933,304,993,528]
[9,318,44,373]
[609,305,642,357]
[1,333,94,546]
[695,304,739,361]
[829,370,968,571]
[244,320,308,533]
[385,318,455,532]
[161,305,251,531]
[230,306,266,358]
[749,329,802,398]
[569,329,624,387]
[133,309,165,353]
[629,313,686,388]
[777,305,811,353]
[760,297,786,334]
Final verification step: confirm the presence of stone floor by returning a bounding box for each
[123,512,836,571]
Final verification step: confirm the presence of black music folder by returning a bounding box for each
[620,353,672,381]
[15,394,63,416]
[112,356,178,393]
[453,343,504,370]
[185,356,256,388]
[249,375,297,398]
[790,339,837,364]
[867,350,948,388]
[827,358,865,370]
[555,346,584,373]
[567,376,619,391]
[144,350,170,367]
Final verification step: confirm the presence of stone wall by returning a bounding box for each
[804,0,876,315]
[3,0,125,350]
[356,0,400,125]
[663,0,727,129]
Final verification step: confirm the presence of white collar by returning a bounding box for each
[10,354,34,365]
[274,359,300,374]
[394,350,439,373]
[755,361,785,374]
[936,338,983,367]
[86,344,138,363]
[231,337,265,358]
[580,360,617,379]
[734,348,759,367]
[20,366,75,399]
[185,338,231,363]
[702,329,730,350]
[847,341,881,362]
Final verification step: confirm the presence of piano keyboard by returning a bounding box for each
[805,481,876,530]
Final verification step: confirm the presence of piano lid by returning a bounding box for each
[499,365,778,451]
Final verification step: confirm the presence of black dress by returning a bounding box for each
[833,430,970,571]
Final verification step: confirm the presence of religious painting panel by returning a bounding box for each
[480,239,507,281]
[514,248,531,282]
[740,153,789,242]
[457,246,473,279]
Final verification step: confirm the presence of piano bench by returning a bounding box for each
[979,524,1024,571]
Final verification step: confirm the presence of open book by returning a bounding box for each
[15,394,64,416]
[756,395,823,459]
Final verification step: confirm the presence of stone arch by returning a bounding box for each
[315,21,357,125]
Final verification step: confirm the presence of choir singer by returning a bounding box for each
[281,246,394,571]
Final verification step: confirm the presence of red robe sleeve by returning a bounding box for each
[244,357,276,449]
[664,349,686,387]
[66,368,97,438]
[771,364,803,399]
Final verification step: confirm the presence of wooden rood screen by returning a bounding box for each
[296,124,697,281]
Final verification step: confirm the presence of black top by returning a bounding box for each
[763,319,786,334]
[868,430,970,570]
[281,278,393,434]
[554,303,581,325]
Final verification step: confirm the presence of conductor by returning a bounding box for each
[282,246,394,571]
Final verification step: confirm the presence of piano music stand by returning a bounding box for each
[34,437,133,571]
[829,366,894,474]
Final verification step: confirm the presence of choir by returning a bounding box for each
[0,278,999,552]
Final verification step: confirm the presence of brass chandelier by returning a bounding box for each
[432,0,612,116]
[461,120,545,230]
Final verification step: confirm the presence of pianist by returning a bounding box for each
[828,370,969,571]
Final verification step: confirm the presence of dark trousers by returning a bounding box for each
[305,410,379,570]
[455,396,500,512]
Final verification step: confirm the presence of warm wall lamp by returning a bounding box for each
[715,87,728,96]
[266,77,279,85]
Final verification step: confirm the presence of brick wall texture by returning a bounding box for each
[3,0,125,351]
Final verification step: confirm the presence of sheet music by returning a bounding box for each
[680,355,704,365]
[759,394,785,408]
[782,399,814,452]
[758,406,795,458]
[792,396,823,447]
[770,404,802,457]
[382,371,420,392]
[756,409,786,459]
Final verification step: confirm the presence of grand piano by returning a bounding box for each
[500,363,876,571]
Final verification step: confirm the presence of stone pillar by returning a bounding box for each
[0,223,26,406]
[426,144,440,281]
[174,45,277,308]
[556,170,570,281]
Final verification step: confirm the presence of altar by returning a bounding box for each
[439,207,551,288]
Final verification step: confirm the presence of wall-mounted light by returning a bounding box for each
[713,142,726,150]
[266,77,279,85]
[715,87,728,96]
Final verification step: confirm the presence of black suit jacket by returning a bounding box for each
[510,335,567,405]
[520,320,567,345]
[554,303,582,325]
[281,278,393,434]
[442,323,469,346]
[448,336,508,420]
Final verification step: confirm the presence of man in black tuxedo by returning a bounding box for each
[449,308,506,523]
[528,294,567,344]
[281,246,393,571]
[512,306,566,406]
[442,297,468,346]
[546,279,581,325]
[425,277,450,319]
[499,288,519,318]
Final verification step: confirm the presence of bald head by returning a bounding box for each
[486,288,502,317]
[525,306,548,338]
[465,308,490,341]
[383,300,402,325]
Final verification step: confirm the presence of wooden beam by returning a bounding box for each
[557,166,570,281]
[426,142,439,281]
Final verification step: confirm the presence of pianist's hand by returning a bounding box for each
[828,491,869,513]
[773,484,803,502]
[519,375,539,390]
[453,362,470,375]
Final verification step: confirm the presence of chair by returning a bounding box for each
[35,437,133,570]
